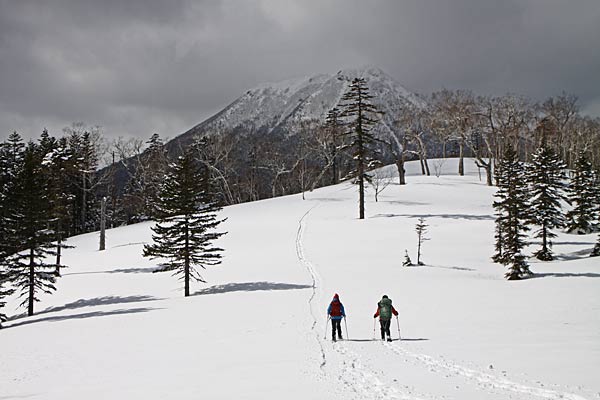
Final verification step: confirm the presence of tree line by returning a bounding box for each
[0,128,225,323]
[493,145,599,280]
[1,81,599,319]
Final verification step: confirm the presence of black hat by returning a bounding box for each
[382,295,388,299]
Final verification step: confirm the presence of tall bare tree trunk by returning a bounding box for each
[396,160,406,185]
[28,248,35,316]
[81,171,87,232]
[99,197,106,251]
[184,218,190,297]
[458,138,465,176]
[55,237,62,276]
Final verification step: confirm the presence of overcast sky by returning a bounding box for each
[1,0,599,141]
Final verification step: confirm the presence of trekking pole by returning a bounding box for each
[395,315,402,341]
[373,318,377,340]
[324,316,330,340]
[343,316,349,340]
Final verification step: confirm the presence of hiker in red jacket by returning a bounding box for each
[327,293,346,341]
[373,295,398,342]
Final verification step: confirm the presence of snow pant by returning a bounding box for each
[380,319,391,340]
[331,319,343,339]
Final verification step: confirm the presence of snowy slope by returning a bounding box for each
[169,66,425,148]
[1,159,599,400]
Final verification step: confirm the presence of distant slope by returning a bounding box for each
[167,66,425,150]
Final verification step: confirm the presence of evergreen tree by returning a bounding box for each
[415,217,428,265]
[593,169,600,229]
[565,152,596,234]
[591,234,600,257]
[0,271,14,327]
[65,129,99,234]
[402,250,413,267]
[44,136,75,275]
[493,148,531,280]
[143,148,226,297]
[0,133,25,273]
[528,145,568,260]
[5,142,58,315]
[337,77,382,219]
[123,133,168,222]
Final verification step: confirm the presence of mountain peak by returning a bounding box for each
[336,65,390,80]
[172,67,423,146]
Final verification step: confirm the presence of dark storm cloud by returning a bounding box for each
[1,0,599,141]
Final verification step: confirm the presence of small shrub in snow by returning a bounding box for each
[402,250,414,267]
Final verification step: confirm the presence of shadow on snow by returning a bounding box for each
[343,338,429,342]
[5,307,159,329]
[62,267,160,276]
[371,213,494,221]
[193,281,312,296]
[531,272,600,279]
[38,295,163,315]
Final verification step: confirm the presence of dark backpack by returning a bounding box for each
[378,298,392,320]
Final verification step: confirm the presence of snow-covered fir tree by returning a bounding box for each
[5,142,58,316]
[0,133,25,281]
[402,250,413,267]
[143,148,226,297]
[591,234,600,257]
[0,272,14,327]
[593,169,600,229]
[493,148,531,280]
[123,133,168,222]
[143,133,168,218]
[527,144,568,260]
[66,129,100,235]
[43,136,75,275]
[565,152,596,234]
[337,77,382,219]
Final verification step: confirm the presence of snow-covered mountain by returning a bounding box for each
[169,66,424,148]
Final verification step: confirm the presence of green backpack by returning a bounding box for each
[378,298,392,320]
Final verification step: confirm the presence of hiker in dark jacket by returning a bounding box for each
[373,295,398,342]
[327,293,346,341]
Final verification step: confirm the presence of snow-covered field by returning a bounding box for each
[1,158,599,400]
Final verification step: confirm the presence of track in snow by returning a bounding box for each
[385,342,590,400]
[296,207,430,400]
[295,205,590,400]
[296,207,327,370]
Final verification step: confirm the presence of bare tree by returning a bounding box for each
[399,103,431,176]
[370,167,394,202]
[540,93,579,166]
[430,89,476,176]
[309,110,345,190]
